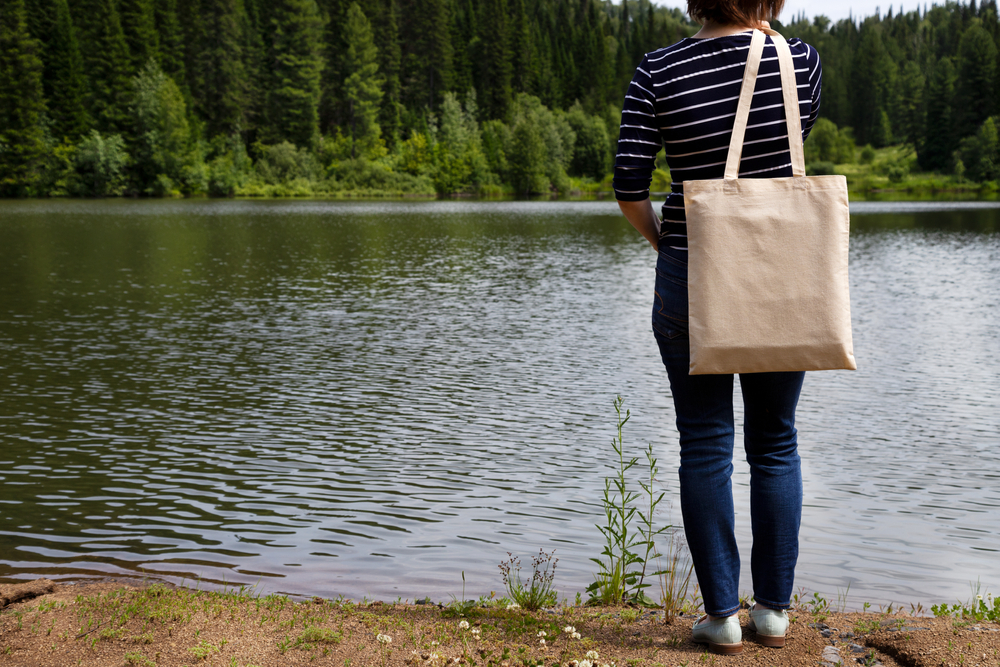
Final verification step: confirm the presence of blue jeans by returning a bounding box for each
[652,243,804,617]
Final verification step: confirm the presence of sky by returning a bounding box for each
[651,0,912,24]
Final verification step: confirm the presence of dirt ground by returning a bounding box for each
[1,579,999,667]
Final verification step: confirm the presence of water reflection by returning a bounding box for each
[0,199,998,608]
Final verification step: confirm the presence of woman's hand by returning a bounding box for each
[617,199,661,250]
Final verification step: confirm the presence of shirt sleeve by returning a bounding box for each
[613,55,662,202]
[801,43,822,142]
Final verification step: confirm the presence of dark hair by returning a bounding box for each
[687,0,785,25]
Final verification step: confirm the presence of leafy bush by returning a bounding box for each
[957,116,999,182]
[807,161,837,175]
[566,102,611,180]
[860,144,877,165]
[804,118,856,164]
[431,92,492,194]
[507,94,574,195]
[327,157,433,194]
[253,141,323,185]
[207,135,253,197]
[128,61,200,195]
[69,130,128,196]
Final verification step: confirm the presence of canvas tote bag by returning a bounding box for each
[684,28,856,375]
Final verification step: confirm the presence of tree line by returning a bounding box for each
[3,0,1000,197]
[0,0,696,196]
[786,0,1000,182]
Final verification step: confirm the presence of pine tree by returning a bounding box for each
[509,0,531,94]
[120,0,160,73]
[198,0,251,137]
[342,2,382,157]
[851,21,898,146]
[956,22,997,138]
[478,0,513,120]
[920,56,958,171]
[449,0,473,96]
[155,0,186,85]
[176,0,206,104]
[263,0,325,147]
[895,60,925,148]
[399,0,452,110]
[376,0,402,147]
[316,0,349,133]
[72,0,131,131]
[25,0,90,140]
[0,0,48,195]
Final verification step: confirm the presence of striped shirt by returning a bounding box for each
[612,31,822,250]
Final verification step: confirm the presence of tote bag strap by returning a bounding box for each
[723,28,806,179]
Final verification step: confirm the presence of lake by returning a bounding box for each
[0,199,998,610]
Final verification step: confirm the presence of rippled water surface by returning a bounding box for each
[1,199,998,608]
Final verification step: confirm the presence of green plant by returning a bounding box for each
[658,529,696,621]
[932,583,1000,622]
[803,592,830,615]
[188,640,221,660]
[588,396,669,605]
[498,549,558,611]
[124,652,156,667]
[620,607,641,623]
[835,584,851,613]
[860,649,879,666]
[443,571,477,617]
[295,626,342,647]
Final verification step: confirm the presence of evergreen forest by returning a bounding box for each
[3,0,1000,197]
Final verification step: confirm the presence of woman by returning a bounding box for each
[613,0,821,656]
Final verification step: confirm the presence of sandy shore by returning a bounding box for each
[1,578,998,667]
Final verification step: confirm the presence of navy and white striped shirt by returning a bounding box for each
[613,32,822,250]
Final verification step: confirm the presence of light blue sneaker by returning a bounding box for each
[748,605,789,647]
[691,614,742,654]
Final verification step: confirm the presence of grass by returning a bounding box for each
[932,582,1000,623]
[498,550,559,611]
[814,144,1000,199]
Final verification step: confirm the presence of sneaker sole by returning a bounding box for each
[708,641,743,655]
[755,633,785,648]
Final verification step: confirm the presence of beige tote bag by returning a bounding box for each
[684,28,856,375]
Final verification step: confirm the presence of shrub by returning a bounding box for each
[807,161,837,175]
[804,118,855,164]
[566,102,611,180]
[207,135,253,197]
[128,61,200,195]
[860,144,876,165]
[253,141,323,185]
[69,130,128,196]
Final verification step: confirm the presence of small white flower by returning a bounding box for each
[471,627,481,636]
[376,633,392,644]
[458,620,470,630]
[431,641,439,646]
[429,652,440,661]
[586,650,600,660]
[571,631,582,640]
[537,630,547,638]
[506,602,521,610]
[579,660,593,667]
[539,638,546,645]
[977,594,984,601]
[563,625,576,634]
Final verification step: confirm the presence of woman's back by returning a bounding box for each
[613,32,822,250]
